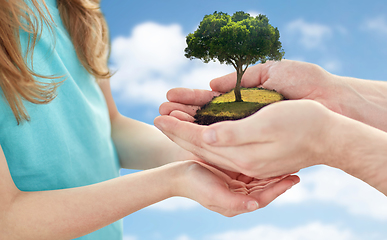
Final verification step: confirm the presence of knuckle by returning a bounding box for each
[213,122,238,145]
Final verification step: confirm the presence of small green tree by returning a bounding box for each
[185,11,284,102]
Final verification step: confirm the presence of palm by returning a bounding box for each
[184,161,296,216]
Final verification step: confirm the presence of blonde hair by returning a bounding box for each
[0,0,111,124]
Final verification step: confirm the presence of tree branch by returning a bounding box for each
[227,55,238,62]
[243,63,249,73]
[242,57,250,73]
[228,58,238,70]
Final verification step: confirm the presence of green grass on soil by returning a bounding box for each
[197,88,284,118]
[194,88,285,125]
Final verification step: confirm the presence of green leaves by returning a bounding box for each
[184,11,284,68]
[185,11,284,102]
[231,11,251,22]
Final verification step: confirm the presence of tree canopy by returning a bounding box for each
[185,11,284,102]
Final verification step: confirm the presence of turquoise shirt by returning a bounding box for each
[0,0,122,239]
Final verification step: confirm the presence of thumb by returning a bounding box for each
[210,72,237,93]
[201,115,270,146]
[210,62,272,93]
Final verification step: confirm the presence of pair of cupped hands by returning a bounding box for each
[155,60,341,216]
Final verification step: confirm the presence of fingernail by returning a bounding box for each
[202,129,217,144]
[247,201,259,211]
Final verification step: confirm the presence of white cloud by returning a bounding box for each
[179,61,234,90]
[286,19,332,49]
[111,22,187,76]
[146,196,200,211]
[109,22,187,105]
[206,222,358,240]
[110,22,234,107]
[274,166,387,220]
[362,15,387,35]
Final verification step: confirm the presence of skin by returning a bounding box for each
[155,59,387,196]
[208,59,387,131]
[0,79,299,240]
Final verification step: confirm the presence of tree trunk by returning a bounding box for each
[234,68,243,102]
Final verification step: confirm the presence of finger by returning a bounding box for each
[210,72,237,92]
[207,164,241,180]
[210,62,273,92]
[155,115,270,174]
[154,115,205,147]
[237,174,254,184]
[241,61,274,88]
[154,115,242,172]
[254,175,300,208]
[208,189,260,217]
[169,110,195,122]
[155,115,281,178]
[201,113,274,147]
[167,88,221,106]
[159,102,199,116]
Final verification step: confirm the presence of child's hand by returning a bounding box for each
[174,161,299,217]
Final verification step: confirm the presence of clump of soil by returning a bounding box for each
[194,88,285,125]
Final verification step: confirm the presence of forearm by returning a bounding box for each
[2,163,180,240]
[99,79,194,170]
[111,114,195,170]
[326,112,387,195]
[335,75,387,132]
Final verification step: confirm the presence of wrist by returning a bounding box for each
[163,161,196,198]
[334,75,387,131]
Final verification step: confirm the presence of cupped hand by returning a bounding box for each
[156,100,336,178]
[159,60,346,120]
[177,160,300,217]
[210,59,345,114]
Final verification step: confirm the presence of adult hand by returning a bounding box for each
[156,100,336,178]
[209,59,387,131]
[210,59,344,114]
[176,160,299,217]
[159,60,348,123]
[159,60,339,122]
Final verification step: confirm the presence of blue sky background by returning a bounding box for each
[100,1,387,240]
